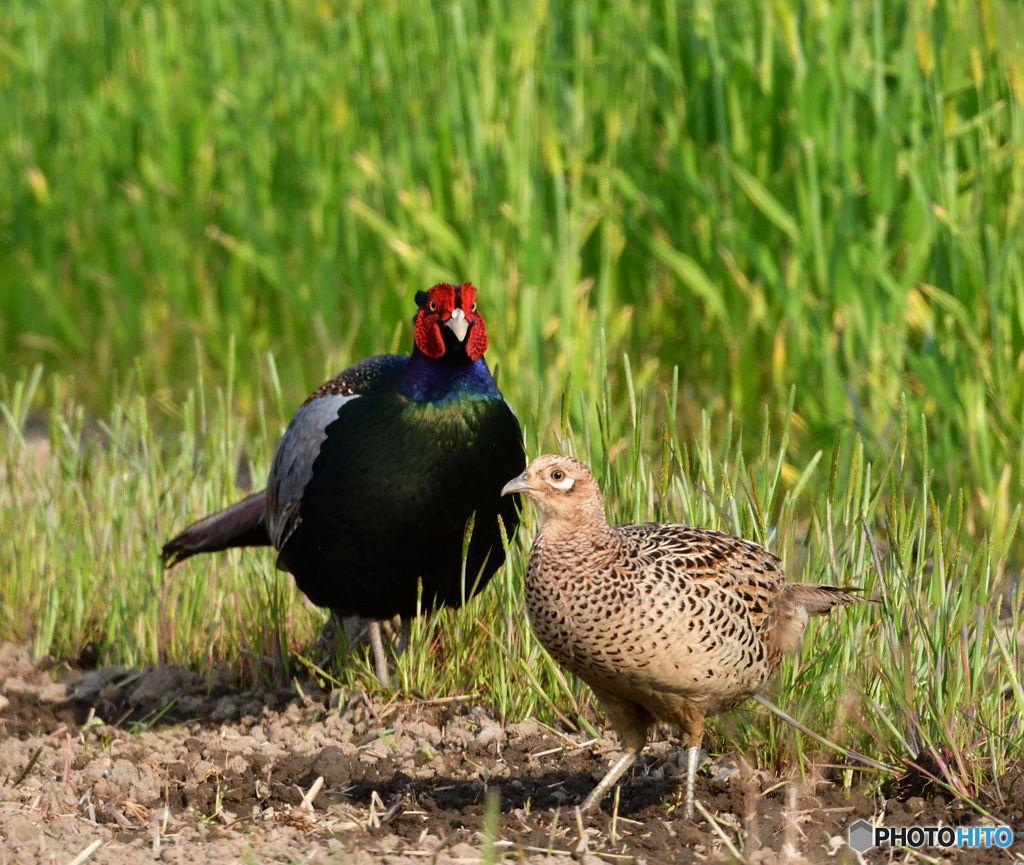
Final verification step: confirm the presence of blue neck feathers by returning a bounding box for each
[398,350,502,403]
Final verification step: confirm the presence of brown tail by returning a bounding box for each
[788,583,865,616]
[162,490,271,567]
[765,583,865,656]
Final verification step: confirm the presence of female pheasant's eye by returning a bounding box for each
[551,470,564,481]
[429,300,437,312]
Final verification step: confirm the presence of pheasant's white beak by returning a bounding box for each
[445,307,470,342]
[501,472,535,496]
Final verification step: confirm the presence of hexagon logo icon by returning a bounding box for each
[848,819,875,853]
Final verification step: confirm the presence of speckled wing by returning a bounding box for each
[615,524,787,634]
[265,356,404,551]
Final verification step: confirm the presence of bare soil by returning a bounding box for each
[1,644,1021,864]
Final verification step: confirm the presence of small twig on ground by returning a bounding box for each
[381,799,404,823]
[531,738,600,759]
[66,839,102,865]
[897,847,942,865]
[368,789,387,829]
[480,843,634,861]
[546,807,561,857]
[300,775,324,815]
[360,690,381,723]
[105,803,136,830]
[694,800,743,860]
[430,828,468,864]
[403,693,482,707]
[12,747,42,786]
[78,790,97,824]
[573,807,589,857]
[534,719,591,749]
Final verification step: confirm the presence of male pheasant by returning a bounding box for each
[502,454,857,818]
[164,284,525,684]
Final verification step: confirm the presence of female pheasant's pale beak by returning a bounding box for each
[501,471,535,497]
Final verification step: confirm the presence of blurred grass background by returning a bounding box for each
[3,0,1022,504]
[1,0,1023,806]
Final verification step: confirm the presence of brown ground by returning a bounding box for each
[1,644,1021,865]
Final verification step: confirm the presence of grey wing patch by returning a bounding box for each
[266,392,360,549]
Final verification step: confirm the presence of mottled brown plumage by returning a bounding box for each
[502,454,858,818]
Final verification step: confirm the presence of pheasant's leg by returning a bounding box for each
[580,688,653,812]
[368,620,390,686]
[341,615,370,650]
[397,617,411,655]
[677,707,706,821]
[311,611,343,666]
[682,744,700,820]
[580,751,638,812]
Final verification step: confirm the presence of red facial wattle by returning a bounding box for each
[464,288,487,360]
[413,282,488,362]
[413,284,455,359]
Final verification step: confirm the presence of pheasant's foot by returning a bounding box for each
[306,612,344,669]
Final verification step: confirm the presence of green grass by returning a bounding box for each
[3,0,1024,501]
[1,0,1023,814]
[2,355,1021,813]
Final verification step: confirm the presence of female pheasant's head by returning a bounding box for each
[501,454,607,527]
[413,283,488,362]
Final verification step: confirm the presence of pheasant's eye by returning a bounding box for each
[551,470,565,481]
[428,300,437,312]
[470,302,477,312]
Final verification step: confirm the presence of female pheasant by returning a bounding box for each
[164,284,525,684]
[502,454,857,818]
